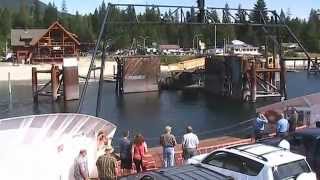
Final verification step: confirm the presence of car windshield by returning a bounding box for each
[273,159,311,180]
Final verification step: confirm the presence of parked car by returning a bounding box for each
[187,143,316,180]
[259,128,320,178]
[120,164,233,180]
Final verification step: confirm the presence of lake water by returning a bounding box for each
[1,71,320,147]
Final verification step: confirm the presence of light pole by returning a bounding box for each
[139,36,150,49]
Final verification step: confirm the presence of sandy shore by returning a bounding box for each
[0,56,117,81]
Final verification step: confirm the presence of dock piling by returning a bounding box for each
[32,67,38,102]
[8,72,12,98]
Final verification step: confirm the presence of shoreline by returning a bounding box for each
[0,57,116,81]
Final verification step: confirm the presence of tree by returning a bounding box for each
[279,9,286,24]
[235,4,246,23]
[190,7,197,22]
[43,2,58,26]
[209,9,220,23]
[32,0,42,27]
[13,0,29,28]
[0,8,12,37]
[61,0,68,14]
[222,3,231,23]
[235,5,250,42]
[250,0,269,23]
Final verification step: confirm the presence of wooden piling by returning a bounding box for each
[51,65,60,101]
[32,67,38,102]
[8,72,12,98]
[250,61,257,102]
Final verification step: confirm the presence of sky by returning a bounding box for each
[40,0,320,19]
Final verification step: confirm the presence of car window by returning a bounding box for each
[273,159,311,180]
[202,151,263,176]
[289,135,306,155]
[202,151,227,168]
[240,157,264,176]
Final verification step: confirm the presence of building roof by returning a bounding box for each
[11,29,47,46]
[11,21,80,47]
[159,44,180,50]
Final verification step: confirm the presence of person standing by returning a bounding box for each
[277,114,289,137]
[119,130,132,175]
[74,149,89,180]
[253,112,268,140]
[289,109,298,132]
[132,134,148,173]
[96,145,117,180]
[160,126,177,168]
[182,126,199,161]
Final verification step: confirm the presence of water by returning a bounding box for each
[1,71,320,147]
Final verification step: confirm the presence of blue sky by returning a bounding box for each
[40,0,319,19]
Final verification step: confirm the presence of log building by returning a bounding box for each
[11,21,80,64]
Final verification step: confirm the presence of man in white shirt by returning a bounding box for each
[182,126,199,160]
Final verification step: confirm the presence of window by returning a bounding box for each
[240,157,264,176]
[202,151,263,176]
[202,151,227,168]
[288,135,315,158]
[273,160,311,180]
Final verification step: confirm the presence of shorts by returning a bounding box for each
[121,158,132,169]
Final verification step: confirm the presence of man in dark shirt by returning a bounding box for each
[119,131,132,175]
[160,126,177,167]
[96,145,117,180]
[289,109,298,132]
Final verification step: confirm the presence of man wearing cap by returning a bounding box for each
[74,149,89,180]
[182,126,199,161]
[160,126,177,167]
[96,144,117,180]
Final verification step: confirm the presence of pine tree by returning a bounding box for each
[250,0,269,23]
[43,2,58,26]
[235,5,246,23]
[190,7,196,22]
[33,0,42,27]
[235,5,250,42]
[209,9,220,23]
[61,0,68,14]
[222,3,231,23]
[14,0,29,28]
[1,8,12,37]
[279,9,286,24]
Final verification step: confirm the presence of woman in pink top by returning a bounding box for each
[131,134,148,173]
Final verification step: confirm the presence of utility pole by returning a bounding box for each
[5,40,8,56]
[214,25,217,49]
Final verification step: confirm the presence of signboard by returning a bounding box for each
[123,56,160,93]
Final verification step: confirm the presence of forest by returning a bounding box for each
[0,0,320,54]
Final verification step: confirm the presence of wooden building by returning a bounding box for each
[11,21,80,64]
